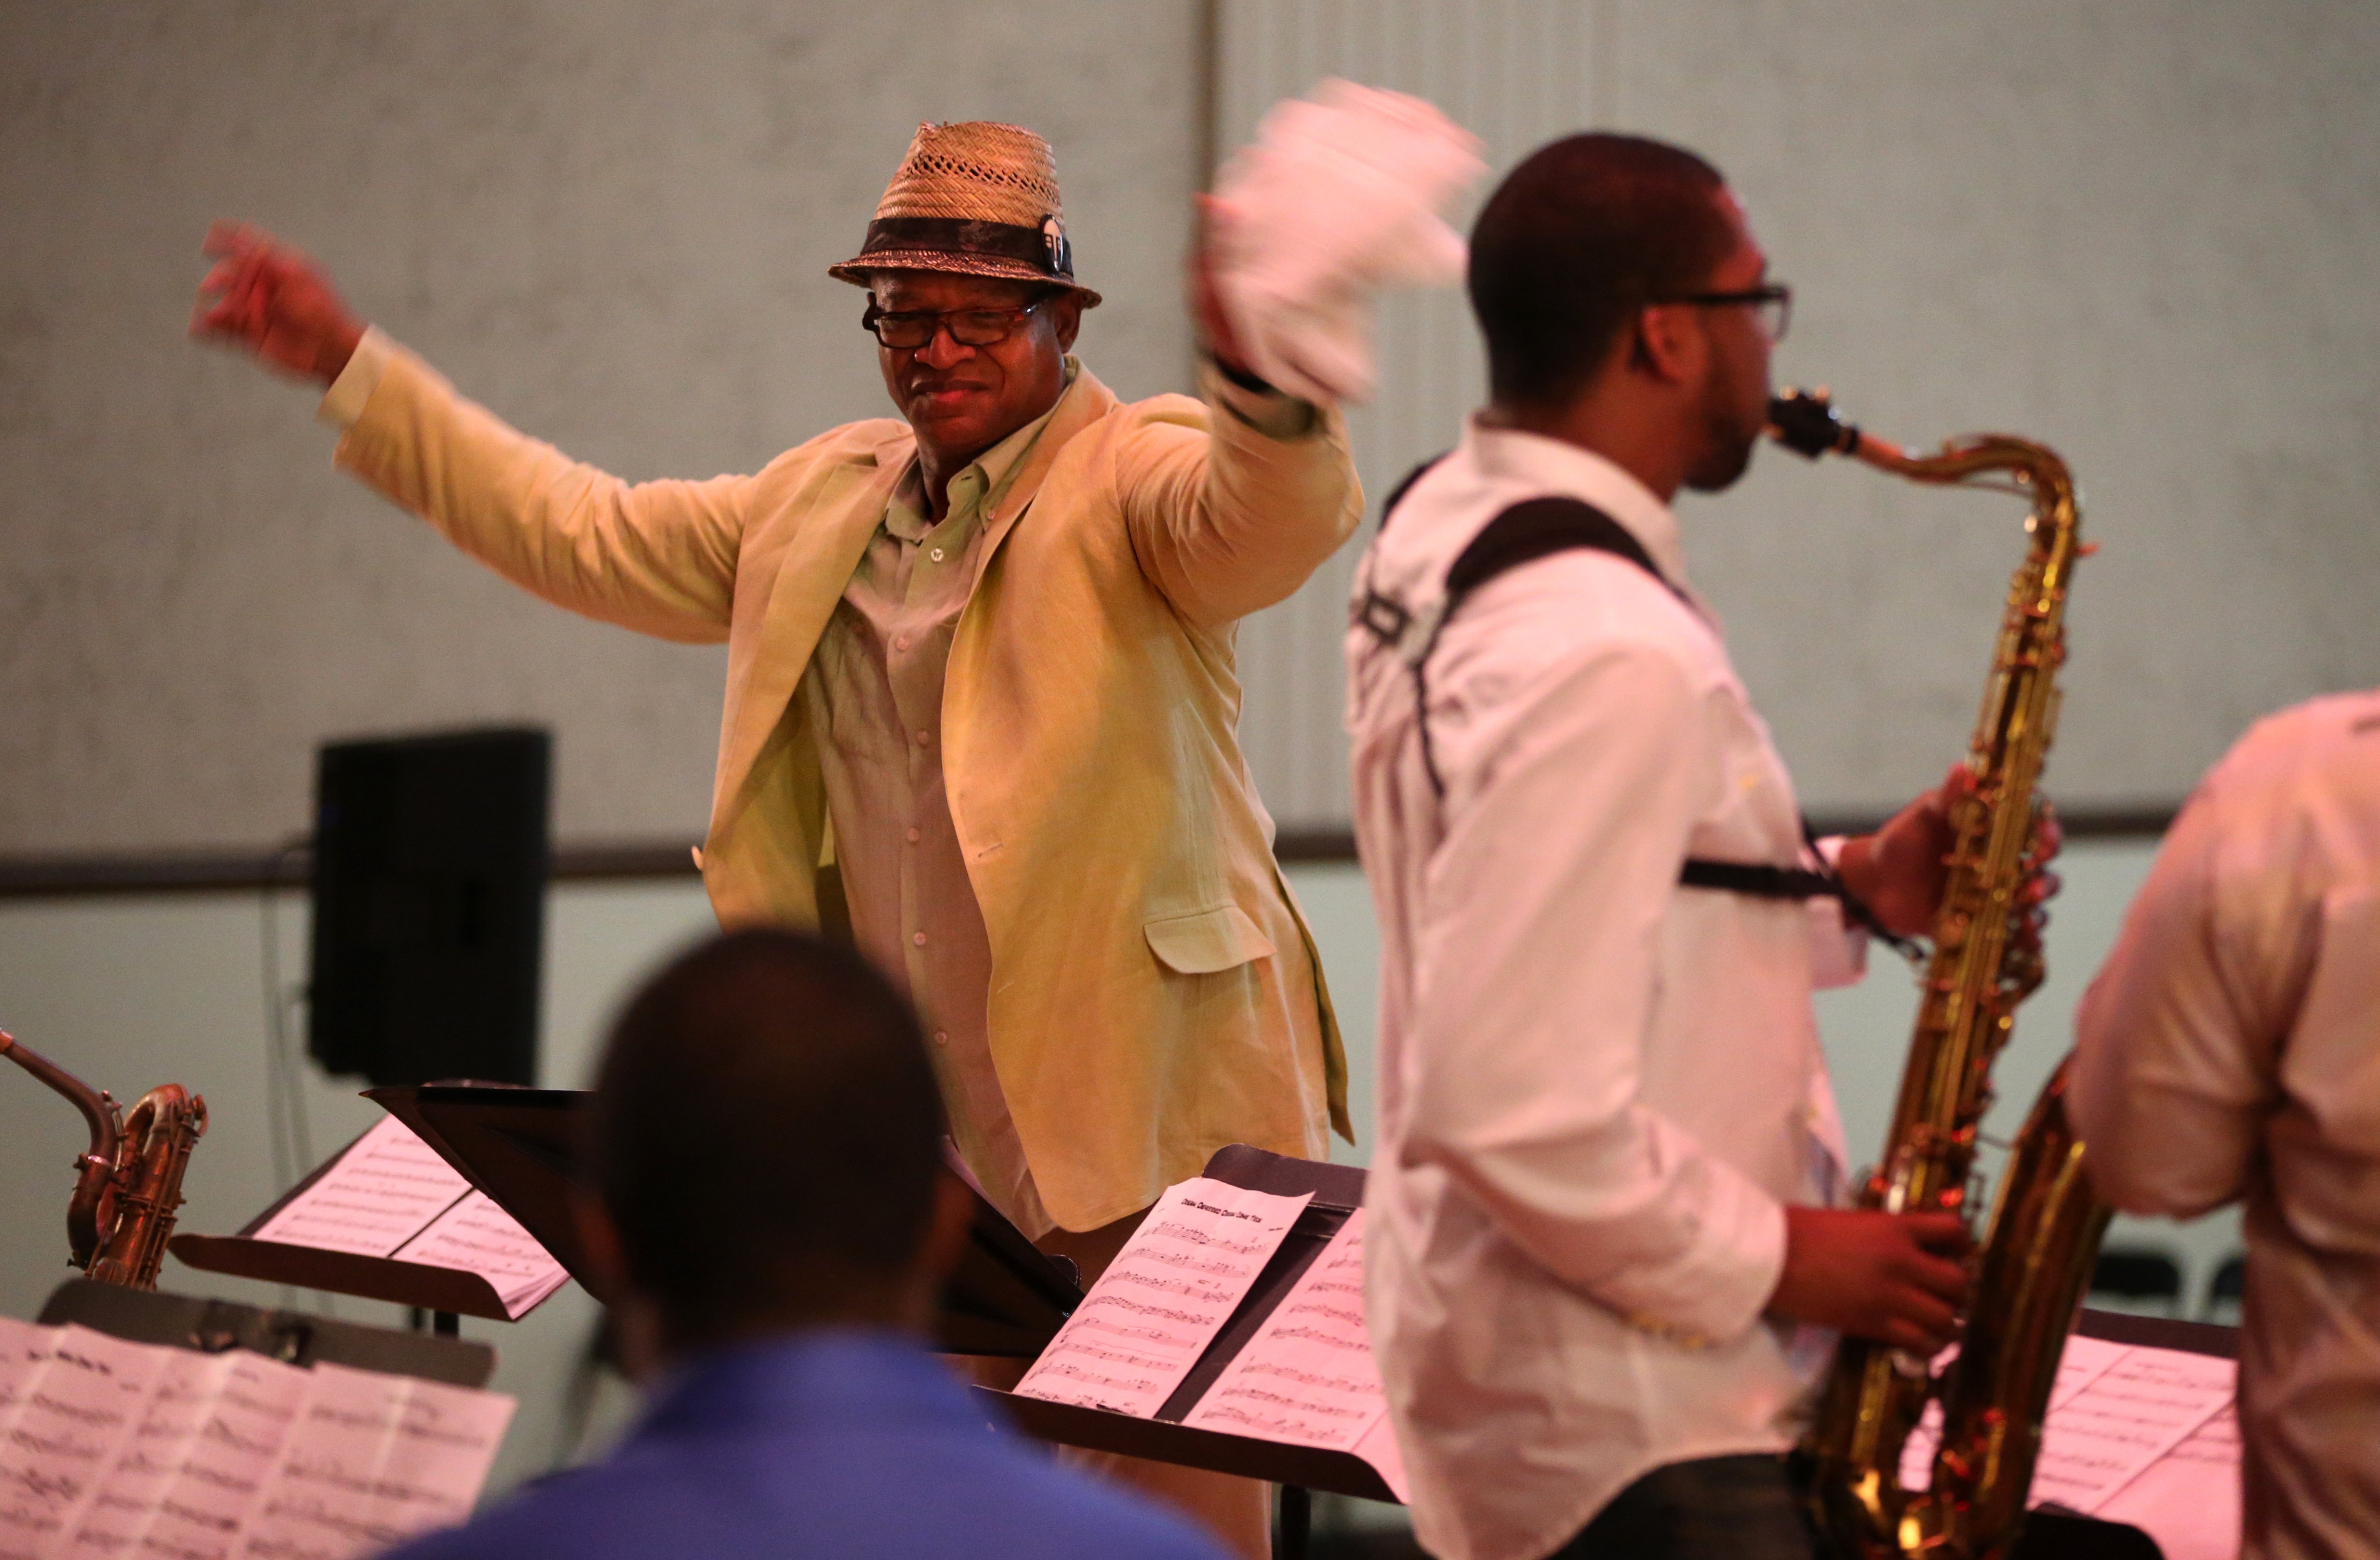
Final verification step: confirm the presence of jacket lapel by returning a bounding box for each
[977,368,1119,568]
[714,370,1113,829]
[715,434,911,818]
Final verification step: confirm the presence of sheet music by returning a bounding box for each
[237,1362,413,1560]
[0,1328,162,1560]
[1894,1333,2236,1520]
[1183,1209,1387,1452]
[391,1193,571,1319]
[0,1321,63,1440]
[2044,1333,2132,1409]
[1015,1177,1311,1418]
[58,1348,236,1560]
[2030,1344,2233,1514]
[0,1323,512,1560]
[250,1117,471,1258]
[243,1116,570,1320]
[2097,1404,2241,1560]
[133,1348,312,1560]
[238,1362,514,1560]
[361,1373,515,1540]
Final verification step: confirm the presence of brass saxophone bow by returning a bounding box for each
[1768,391,2111,1560]
[2,1028,207,1289]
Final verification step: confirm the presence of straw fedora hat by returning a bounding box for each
[829,121,1102,307]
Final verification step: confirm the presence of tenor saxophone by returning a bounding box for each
[2,1028,207,1289]
[1768,391,2111,1560]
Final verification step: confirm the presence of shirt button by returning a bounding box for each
[893,635,910,652]
[906,827,921,844]
[930,547,946,562]
[915,729,931,745]
[933,1031,949,1046]
[912,931,928,947]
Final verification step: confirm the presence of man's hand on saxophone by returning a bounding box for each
[1769,1207,1973,1356]
[1768,767,2064,1356]
[1836,765,2063,946]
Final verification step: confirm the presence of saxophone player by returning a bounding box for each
[1346,133,1984,1560]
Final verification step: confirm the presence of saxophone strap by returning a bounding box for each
[1357,462,1906,944]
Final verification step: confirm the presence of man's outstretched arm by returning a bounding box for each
[1111,203,1363,630]
[192,222,747,644]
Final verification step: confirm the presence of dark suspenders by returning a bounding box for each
[1355,459,1895,928]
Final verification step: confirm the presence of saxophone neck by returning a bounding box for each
[1,1030,121,1167]
[1768,388,2076,507]
[1,1029,125,1271]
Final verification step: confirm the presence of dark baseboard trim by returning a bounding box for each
[1803,805,2179,843]
[0,806,2177,900]
[1274,829,1358,864]
[0,842,701,899]
[0,848,314,897]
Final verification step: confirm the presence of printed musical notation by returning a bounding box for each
[0,1320,512,1560]
[1134,1249,1241,1279]
[2098,1404,2239,1560]
[1015,1177,1310,1418]
[247,1118,568,1320]
[1101,1269,1237,1307]
[249,1118,468,1258]
[390,1193,570,1317]
[1144,1223,1269,1256]
[1183,1209,1389,1454]
[1896,1330,2238,1539]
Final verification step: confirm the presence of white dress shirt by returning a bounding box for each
[2071,690,2380,1560]
[1345,421,1866,1560]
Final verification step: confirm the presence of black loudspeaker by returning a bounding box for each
[307,728,552,1087]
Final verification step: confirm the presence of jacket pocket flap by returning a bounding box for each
[1144,904,1276,975]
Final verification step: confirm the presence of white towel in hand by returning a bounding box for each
[1209,79,1486,405]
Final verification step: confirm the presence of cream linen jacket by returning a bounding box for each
[332,340,1361,1229]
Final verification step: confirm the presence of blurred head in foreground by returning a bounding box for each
[586,928,971,1365]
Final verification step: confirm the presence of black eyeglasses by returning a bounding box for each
[862,298,1047,350]
[1654,282,1792,344]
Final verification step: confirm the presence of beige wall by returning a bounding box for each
[1224,0,2380,824]
[6,3,2376,851]
[0,0,1201,854]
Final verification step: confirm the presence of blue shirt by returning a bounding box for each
[388,1330,1228,1560]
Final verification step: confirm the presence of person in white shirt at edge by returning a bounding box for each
[1347,133,2002,1560]
[2070,694,2380,1560]
[188,122,1362,1560]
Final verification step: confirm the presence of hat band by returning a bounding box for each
[859,216,1074,279]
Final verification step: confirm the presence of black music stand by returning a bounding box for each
[981,1149,2194,1560]
[170,1115,552,1324]
[974,1146,1396,1504]
[361,1084,1086,1359]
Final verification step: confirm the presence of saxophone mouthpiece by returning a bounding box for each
[1768,388,1861,460]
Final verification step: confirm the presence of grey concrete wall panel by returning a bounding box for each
[1220,0,2380,826]
[0,1,1200,854]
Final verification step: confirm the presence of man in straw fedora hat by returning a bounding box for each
[194,120,1357,1555]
